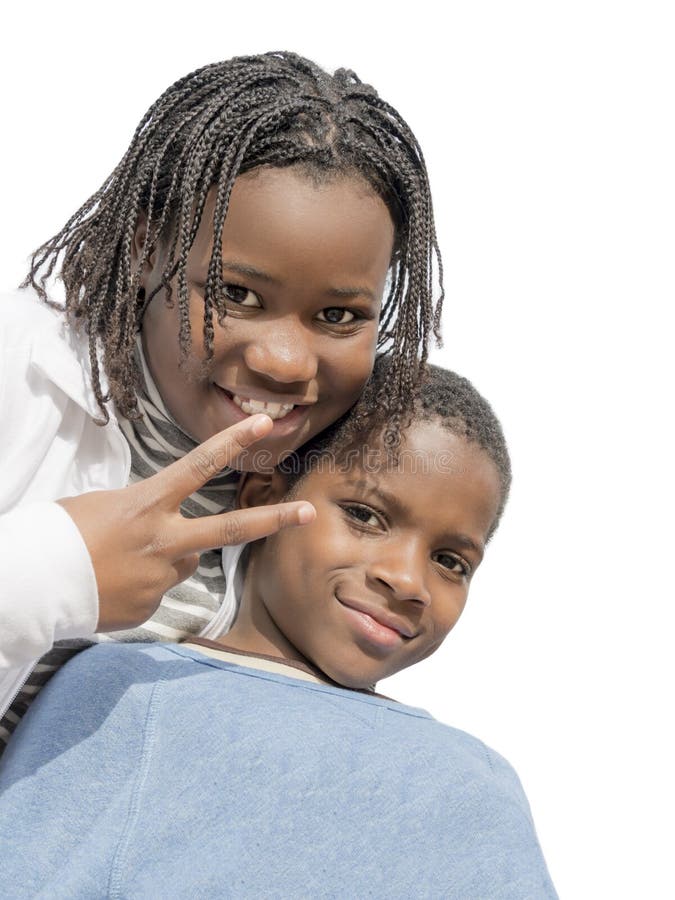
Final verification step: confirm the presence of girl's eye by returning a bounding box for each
[316,307,357,325]
[222,283,261,308]
[433,552,470,578]
[342,504,384,529]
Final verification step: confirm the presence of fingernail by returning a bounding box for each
[297,503,316,525]
[250,414,272,437]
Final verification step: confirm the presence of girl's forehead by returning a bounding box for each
[186,168,395,263]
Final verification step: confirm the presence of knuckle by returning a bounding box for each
[188,446,232,482]
[231,426,252,452]
[276,504,298,530]
[218,514,245,546]
[189,450,217,482]
[146,537,164,558]
[144,527,171,556]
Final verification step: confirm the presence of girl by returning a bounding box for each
[0,52,443,748]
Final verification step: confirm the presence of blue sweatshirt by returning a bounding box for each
[0,643,557,898]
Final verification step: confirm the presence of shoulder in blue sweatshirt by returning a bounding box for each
[0,642,557,899]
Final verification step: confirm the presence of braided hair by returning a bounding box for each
[23,51,444,435]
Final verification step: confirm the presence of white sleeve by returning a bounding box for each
[0,501,99,670]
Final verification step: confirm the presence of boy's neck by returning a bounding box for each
[184,637,335,685]
[216,579,308,667]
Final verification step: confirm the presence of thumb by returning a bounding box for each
[172,552,201,585]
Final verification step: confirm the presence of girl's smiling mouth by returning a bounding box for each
[231,393,295,420]
[213,384,314,433]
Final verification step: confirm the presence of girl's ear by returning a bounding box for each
[236,468,291,511]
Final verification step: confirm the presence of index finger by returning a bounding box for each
[175,500,317,557]
[150,414,273,507]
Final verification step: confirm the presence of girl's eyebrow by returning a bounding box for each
[221,258,377,303]
[221,259,280,284]
[326,285,378,303]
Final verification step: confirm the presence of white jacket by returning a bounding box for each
[0,289,131,714]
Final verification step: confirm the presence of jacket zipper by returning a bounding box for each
[0,662,36,721]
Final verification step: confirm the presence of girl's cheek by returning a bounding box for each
[325,328,378,381]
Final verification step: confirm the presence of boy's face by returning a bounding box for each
[140,166,394,470]
[235,420,502,690]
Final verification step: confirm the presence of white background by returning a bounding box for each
[1,2,673,896]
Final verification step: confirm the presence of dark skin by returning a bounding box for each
[223,421,503,690]
[140,166,395,469]
[57,166,395,633]
[58,415,315,631]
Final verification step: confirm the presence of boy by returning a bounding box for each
[0,362,557,898]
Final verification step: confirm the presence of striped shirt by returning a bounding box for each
[0,337,241,751]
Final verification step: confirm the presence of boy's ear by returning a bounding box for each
[236,468,292,511]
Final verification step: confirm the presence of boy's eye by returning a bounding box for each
[222,283,261,307]
[316,307,357,325]
[433,551,470,578]
[342,504,384,529]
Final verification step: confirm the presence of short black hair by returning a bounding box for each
[23,51,443,440]
[280,357,512,538]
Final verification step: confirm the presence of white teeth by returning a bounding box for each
[231,394,295,421]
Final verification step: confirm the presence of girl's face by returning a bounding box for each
[140,167,395,470]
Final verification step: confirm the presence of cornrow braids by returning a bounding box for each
[23,51,444,435]
[282,357,512,539]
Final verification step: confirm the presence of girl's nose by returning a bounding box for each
[243,323,318,384]
[367,543,432,607]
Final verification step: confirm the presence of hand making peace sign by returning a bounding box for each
[57,414,315,632]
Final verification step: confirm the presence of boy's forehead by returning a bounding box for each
[307,420,502,544]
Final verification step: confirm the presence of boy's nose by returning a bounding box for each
[243,325,318,384]
[367,543,432,607]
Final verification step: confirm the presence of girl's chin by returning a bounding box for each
[219,434,305,473]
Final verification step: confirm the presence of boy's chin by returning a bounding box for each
[334,673,376,691]
[316,657,388,693]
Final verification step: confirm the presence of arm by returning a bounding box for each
[0,501,99,671]
[0,293,314,695]
[0,299,102,683]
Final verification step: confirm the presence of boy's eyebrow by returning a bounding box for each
[221,259,378,303]
[345,477,485,561]
[451,533,485,562]
[345,478,408,518]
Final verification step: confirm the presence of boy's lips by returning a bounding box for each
[336,593,416,644]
